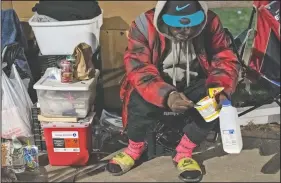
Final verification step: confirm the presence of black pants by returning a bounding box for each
[126,79,218,145]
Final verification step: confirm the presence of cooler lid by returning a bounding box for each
[34,69,100,91]
[41,112,95,128]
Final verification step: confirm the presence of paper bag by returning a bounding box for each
[72,43,95,80]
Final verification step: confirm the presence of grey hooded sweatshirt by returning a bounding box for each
[153,1,209,87]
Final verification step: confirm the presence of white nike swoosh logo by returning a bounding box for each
[176,4,190,11]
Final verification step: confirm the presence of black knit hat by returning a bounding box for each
[162,1,204,28]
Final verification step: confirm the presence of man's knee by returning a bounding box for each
[126,90,162,141]
[183,118,219,145]
[127,90,162,118]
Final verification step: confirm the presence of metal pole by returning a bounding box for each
[240,7,256,59]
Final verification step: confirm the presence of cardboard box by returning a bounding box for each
[1,1,13,9]
[100,29,129,109]
[99,1,156,30]
[11,1,37,21]
[100,30,128,88]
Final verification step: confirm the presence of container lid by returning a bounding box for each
[222,99,232,106]
[41,112,95,128]
[34,69,100,91]
[29,10,103,27]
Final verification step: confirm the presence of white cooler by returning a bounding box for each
[28,12,103,55]
[33,69,100,118]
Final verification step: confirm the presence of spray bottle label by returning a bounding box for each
[222,129,237,146]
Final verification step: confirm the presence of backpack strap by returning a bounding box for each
[135,13,149,40]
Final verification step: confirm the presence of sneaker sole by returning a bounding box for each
[178,174,203,183]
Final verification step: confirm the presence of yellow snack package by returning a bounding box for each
[208,87,224,98]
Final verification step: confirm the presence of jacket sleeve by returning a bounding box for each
[205,15,241,97]
[124,21,176,108]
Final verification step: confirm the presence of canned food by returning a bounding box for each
[23,146,39,171]
[195,87,225,122]
[60,60,73,83]
[195,96,220,122]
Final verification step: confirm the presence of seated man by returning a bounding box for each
[107,1,240,182]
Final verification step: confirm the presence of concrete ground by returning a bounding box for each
[16,126,280,182]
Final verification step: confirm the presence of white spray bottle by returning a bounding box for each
[219,99,243,154]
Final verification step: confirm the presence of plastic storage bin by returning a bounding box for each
[28,12,103,55]
[41,112,95,166]
[33,69,100,118]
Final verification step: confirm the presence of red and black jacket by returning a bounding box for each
[120,9,240,128]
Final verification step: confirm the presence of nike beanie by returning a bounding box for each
[162,1,201,16]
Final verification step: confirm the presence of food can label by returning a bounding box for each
[61,60,73,83]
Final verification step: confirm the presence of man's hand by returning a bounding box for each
[167,91,194,113]
[215,93,228,110]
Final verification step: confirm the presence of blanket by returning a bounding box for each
[1,9,28,51]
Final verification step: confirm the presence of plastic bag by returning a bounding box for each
[2,64,32,139]
[10,64,33,109]
[42,67,61,82]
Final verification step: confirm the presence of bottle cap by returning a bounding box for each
[222,99,231,106]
